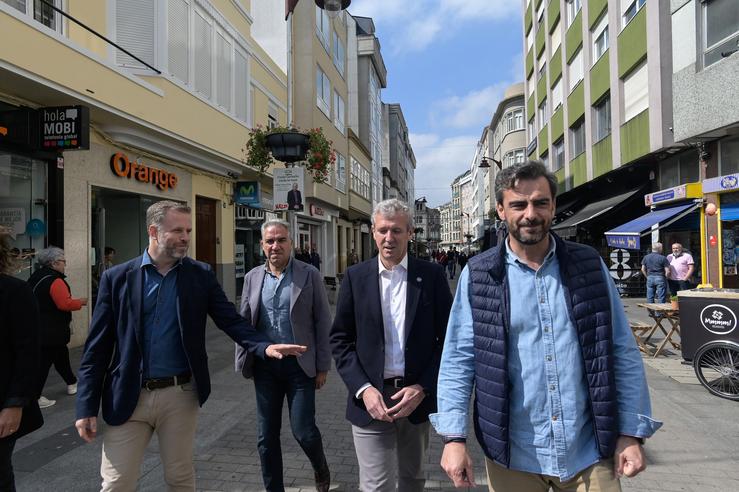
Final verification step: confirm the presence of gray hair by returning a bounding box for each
[146,200,191,229]
[494,159,558,205]
[37,246,65,267]
[261,219,291,236]
[372,199,414,230]
[652,242,663,253]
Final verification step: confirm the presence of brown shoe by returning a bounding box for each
[314,463,330,492]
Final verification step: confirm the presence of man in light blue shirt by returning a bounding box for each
[431,161,662,491]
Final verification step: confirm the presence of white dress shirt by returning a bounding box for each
[355,254,408,398]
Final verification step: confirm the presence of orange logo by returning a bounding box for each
[0,127,7,136]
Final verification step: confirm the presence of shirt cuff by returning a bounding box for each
[618,411,663,439]
[429,411,468,438]
[2,397,29,409]
[355,383,372,399]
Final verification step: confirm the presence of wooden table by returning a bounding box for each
[636,303,682,357]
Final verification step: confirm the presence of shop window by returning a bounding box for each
[720,136,739,176]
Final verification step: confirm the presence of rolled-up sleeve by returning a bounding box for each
[429,267,476,438]
[601,261,663,439]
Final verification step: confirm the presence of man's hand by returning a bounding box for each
[614,435,646,478]
[75,417,98,443]
[0,407,22,439]
[361,386,393,422]
[441,442,476,488]
[265,344,307,359]
[387,384,425,419]
[315,371,328,390]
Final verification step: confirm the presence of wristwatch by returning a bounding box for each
[442,436,467,444]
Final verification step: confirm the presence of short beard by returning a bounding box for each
[157,241,187,260]
[510,220,549,245]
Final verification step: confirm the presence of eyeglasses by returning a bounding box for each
[57,259,67,263]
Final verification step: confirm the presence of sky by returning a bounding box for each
[347,0,524,208]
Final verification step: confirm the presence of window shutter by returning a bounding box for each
[193,9,212,99]
[234,50,248,122]
[216,33,232,110]
[116,0,156,68]
[623,61,648,121]
[168,0,189,83]
[551,23,561,52]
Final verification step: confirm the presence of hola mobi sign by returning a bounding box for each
[40,106,90,150]
[699,304,737,335]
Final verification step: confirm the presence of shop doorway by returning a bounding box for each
[196,196,217,271]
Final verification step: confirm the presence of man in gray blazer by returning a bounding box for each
[235,219,332,492]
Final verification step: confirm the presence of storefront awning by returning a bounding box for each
[552,189,641,238]
[604,202,701,250]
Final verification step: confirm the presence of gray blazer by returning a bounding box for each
[235,259,332,379]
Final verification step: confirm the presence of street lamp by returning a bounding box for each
[480,155,502,169]
[315,0,351,18]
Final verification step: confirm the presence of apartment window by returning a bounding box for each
[720,136,739,176]
[116,0,157,69]
[538,61,547,81]
[566,0,582,27]
[592,14,609,63]
[333,31,345,76]
[703,0,739,67]
[536,1,546,30]
[315,6,330,52]
[216,33,232,110]
[504,109,524,134]
[2,0,64,32]
[553,138,565,170]
[568,49,584,93]
[540,151,549,168]
[316,66,331,117]
[333,91,345,133]
[623,61,648,121]
[622,0,646,28]
[527,27,534,51]
[335,152,346,191]
[552,77,563,111]
[528,117,537,142]
[570,119,586,158]
[527,74,535,97]
[659,150,700,188]
[551,21,562,52]
[538,99,548,129]
[593,96,611,142]
[267,101,279,129]
[351,158,371,200]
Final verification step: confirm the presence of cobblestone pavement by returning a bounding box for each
[13,272,739,491]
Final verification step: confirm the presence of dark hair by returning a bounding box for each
[494,159,557,205]
[0,227,14,275]
[104,247,116,256]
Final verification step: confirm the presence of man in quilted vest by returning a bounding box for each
[430,160,662,491]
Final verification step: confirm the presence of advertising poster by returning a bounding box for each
[273,167,305,212]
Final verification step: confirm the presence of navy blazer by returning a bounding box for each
[330,256,453,426]
[76,255,271,426]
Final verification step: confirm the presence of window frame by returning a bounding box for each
[701,0,739,68]
[622,0,646,29]
[593,96,612,142]
[592,14,609,63]
[566,0,582,28]
[316,65,331,118]
[569,118,586,158]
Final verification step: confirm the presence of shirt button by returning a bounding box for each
[543,327,549,332]
[549,384,555,391]
[546,355,552,361]
[552,415,558,421]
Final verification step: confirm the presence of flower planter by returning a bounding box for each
[670,299,679,310]
[265,131,310,163]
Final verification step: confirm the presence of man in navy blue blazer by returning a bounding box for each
[75,200,306,491]
[331,199,453,491]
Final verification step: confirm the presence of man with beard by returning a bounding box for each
[432,161,661,491]
[331,199,453,491]
[75,200,306,491]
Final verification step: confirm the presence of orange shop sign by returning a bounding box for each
[110,152,178,191]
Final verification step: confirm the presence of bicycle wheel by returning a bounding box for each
[693,341,739,401]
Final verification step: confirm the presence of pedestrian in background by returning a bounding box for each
[1,227,43,491]
[236,219,332,492]
[28,247,87,408]
[310,244,322,271]
[75,200,306,491]
[667,243,695,295]
[447,247,457,279]
[641,243,670,303]
[331,199,453,491]
[433,161,661,490]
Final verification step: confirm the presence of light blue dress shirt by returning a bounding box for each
[430,238,662,481]
[257,259,295,344]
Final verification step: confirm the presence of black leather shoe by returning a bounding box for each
[314,463,330,492]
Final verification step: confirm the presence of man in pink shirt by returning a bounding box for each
[666,243,695,295]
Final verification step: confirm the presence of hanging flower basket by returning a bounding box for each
[242,125,335,184]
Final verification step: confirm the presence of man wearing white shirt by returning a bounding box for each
[331,199,453,491]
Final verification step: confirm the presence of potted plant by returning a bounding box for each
[670,294,679,310]
[242,125,335,184]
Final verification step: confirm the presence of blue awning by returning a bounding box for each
[605,202,700,250]
[722,203,739,222]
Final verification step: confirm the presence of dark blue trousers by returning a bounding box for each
[253,356,327,492]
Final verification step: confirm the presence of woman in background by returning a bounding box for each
[28,247,87,408]
[0,227,43,491]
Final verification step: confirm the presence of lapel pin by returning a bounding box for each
[416,277,422,283]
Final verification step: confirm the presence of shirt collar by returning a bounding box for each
[265,257,293,277]
[140,249,183,269]
[378,254,408,274]
[505,234,557,267]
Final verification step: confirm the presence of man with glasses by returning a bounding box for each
[236,219,332,491]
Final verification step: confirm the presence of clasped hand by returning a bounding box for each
[361,384,425,422]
